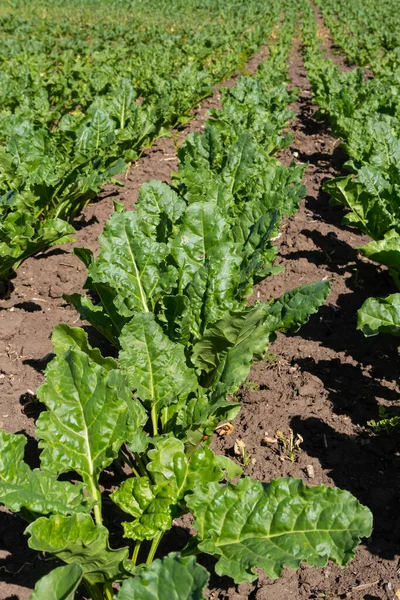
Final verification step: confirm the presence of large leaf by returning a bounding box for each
[192,304,278,398]
[0,430,90,517]
[26,514,128,584]
[186,477,373,583]
[119,313,198,413]
[29,564,83,600]
[92,210,177,315]
[116,553,209,600]
[267,281,330,331]
[359,229,400,273]
[36,348,137,506]
[170,201,231,288]
[192,282,329,400]
[135,180,186,240]
[51,324,117,371]
[358,293,400,336]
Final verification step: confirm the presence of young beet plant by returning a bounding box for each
[0,315,372,600]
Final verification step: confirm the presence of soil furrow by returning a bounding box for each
[211,42,400,599]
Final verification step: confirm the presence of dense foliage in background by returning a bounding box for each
[0,6,373,598]
[301,0,400,338]
[0,0,282,283]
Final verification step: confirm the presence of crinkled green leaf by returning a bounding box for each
[170,201,231,288]
[119,313,198,411]
[147,437,224,497]
[116,553,209,600]
[135,180,186,240]
[29,563,83,600]
[183,251,243,339]
[51,324,117,371]
[358,293,400,336]
[324,175,394,239]
[92,210,177,315]
[36,348,136,504]
[186,477,373,583]
[26,514,128,584]
[111,477,175,542]
[192,305,278,399]
[0,430,90,517]
[359,229,400,272]
[267,281,330,331]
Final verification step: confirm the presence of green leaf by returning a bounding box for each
[51,324,117,370]
[119,313,198,412]
[267,281,330,331]
[0,430,90,517]
[170,201,231,288]
[135,180,186,240]
[358,293,400,336]
[29,564,83,600]
[186,477,373,583]
[116,553,209,600]
[163,393,241,447]
[111,477,175,541]
[214,455,243,480]
[36,348,136,506]
[359,229,400,273]
[147,437,225,497]
[324,175,394,239]
[26,514,128,584]
[63,290,125,348]
[93,210,177,315]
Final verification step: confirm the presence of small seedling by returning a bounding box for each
[241,379,260,391]
[368,406,400,434]
[234,438,251,466]
[276,429,303,462]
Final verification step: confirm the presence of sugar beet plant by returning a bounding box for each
[0,0,283,285]
[0,11,372,600]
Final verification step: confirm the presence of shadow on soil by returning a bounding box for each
[291,415,400,561]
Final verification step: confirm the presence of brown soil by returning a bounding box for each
[1,23,400,600]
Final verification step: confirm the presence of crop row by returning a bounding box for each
[0,0,282,286]
[300,0,400,338]
[0,5,372,599]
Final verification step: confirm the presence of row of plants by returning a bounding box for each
[0,7,372,600]
[314,0,400,74]
[0,0,283,285]
[301,0,400,338]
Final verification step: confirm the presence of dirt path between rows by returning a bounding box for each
[1,17,400,600]
[209,33,400,600]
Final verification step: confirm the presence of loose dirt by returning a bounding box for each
[1,22,399,600]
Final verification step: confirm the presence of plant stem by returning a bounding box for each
[88,480,102,525]
[151,404,158,436]
[146,531,163,565]
[134,453,148,477]
[104,583,114,600]
[93,502,102,526]
[131,540,141,565]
